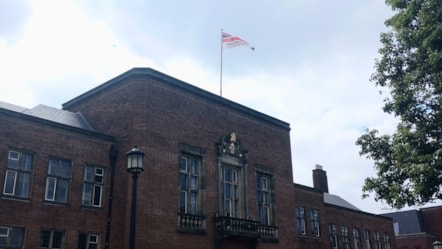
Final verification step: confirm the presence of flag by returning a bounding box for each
[222,31,254,50]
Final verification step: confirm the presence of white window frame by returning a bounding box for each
[296,207,306,235]
[8,151,20,161]
[87,234,99,249]
[342,226,350,249]
[39,230,64,249]
[329,224,338,249]
[384,233,391,249]
[45,158,71,204]
[354,228,362,249]
[82,166,105,207]
[310,209,320,237]
[0,226,24,248]
[3,150,33,198]
[45,177,57,201]
[222,166,240,217]
[256,173,272,225]
[179,155,200,215]
[374,231,382,249]
[3,170,17,195]
[0,226,8,237]
[365,229,372,249]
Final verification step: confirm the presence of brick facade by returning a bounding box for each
[0,68,395,249]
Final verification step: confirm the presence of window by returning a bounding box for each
[82,166,105,207]
[222,166,240,217]
[39,230,64,249]
[374,231,382,249]
[3,150,33,198]
[177,144,207,233]
[353,228,362,249]
[44,158,71,203]
[179,155,201,215]
[365,229,372,249]
[296,207,306,235]
[310,209,320,237]
[342,226,350,249]
[78,233,99,249]
[329,224,338,249]
[256,173,274,225]
[384,233,391,249]
[0,226,24,249]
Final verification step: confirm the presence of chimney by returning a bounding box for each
[313,164,329,193]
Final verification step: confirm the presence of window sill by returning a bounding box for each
[1,196,31,202]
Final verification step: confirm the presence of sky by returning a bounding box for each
[1,0,439,214]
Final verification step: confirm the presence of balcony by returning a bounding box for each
[214,216,278,242]
[177,213,206,234]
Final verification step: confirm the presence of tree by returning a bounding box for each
[356,0,442,209]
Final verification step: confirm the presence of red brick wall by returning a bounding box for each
[0,112,113,248]
[293,184,396,249]
[325,205,396,249]
[64,72,296,249]
[421,206,442,240]
[395,233,437,249]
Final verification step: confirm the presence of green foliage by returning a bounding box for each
[356,0,442,209]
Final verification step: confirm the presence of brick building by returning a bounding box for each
[382,206,442,249]
[0,68,395,249]
[294,165,396,249]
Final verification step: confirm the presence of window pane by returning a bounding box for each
[95,168,104,183]
[16,172,31,198]
[82,183,92,206]
[190,176,197,190]
[179,174,187,190]
[21,153,33,171]
[39,230,51,247]
[0,237,6,246]
[262,178,267,190]
[48,159,58,175]
[224,168,231,182]
[262,192,268,204]
[55,179,68,203]
[93,185,102,207]
[4,170,17,195]
[52,231,63,248]
[190,192,197,214]
[59,161,71,178]
[7,151,19,169]
[179,157,187,171]
[225,200,231,215]
[10,227,24,246]
[225,183,231,198]
[45,177,56,201]
[84,166,94,182]
[263,206,269,224]
[179,191,186,213]
[189,159,197,174]
[78,233,87,249]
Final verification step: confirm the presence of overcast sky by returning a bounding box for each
[1,0,439,214]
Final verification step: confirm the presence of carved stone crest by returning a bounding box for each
[217,132,247,159]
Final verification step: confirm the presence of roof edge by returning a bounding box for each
[0,107,115,142]
[62,68,291,131]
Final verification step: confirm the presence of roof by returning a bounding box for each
[324,193,361,211]
[382,210,425,235]
[0,101,93,131]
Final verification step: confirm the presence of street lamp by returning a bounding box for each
[434,241,442,249]
[126,146,145,249]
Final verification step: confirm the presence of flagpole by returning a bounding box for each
[220,29,223,97]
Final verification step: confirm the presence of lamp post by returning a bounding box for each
[434,241,442,249]
[126,146,145,249]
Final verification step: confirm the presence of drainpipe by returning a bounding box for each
[105,145,118,249]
